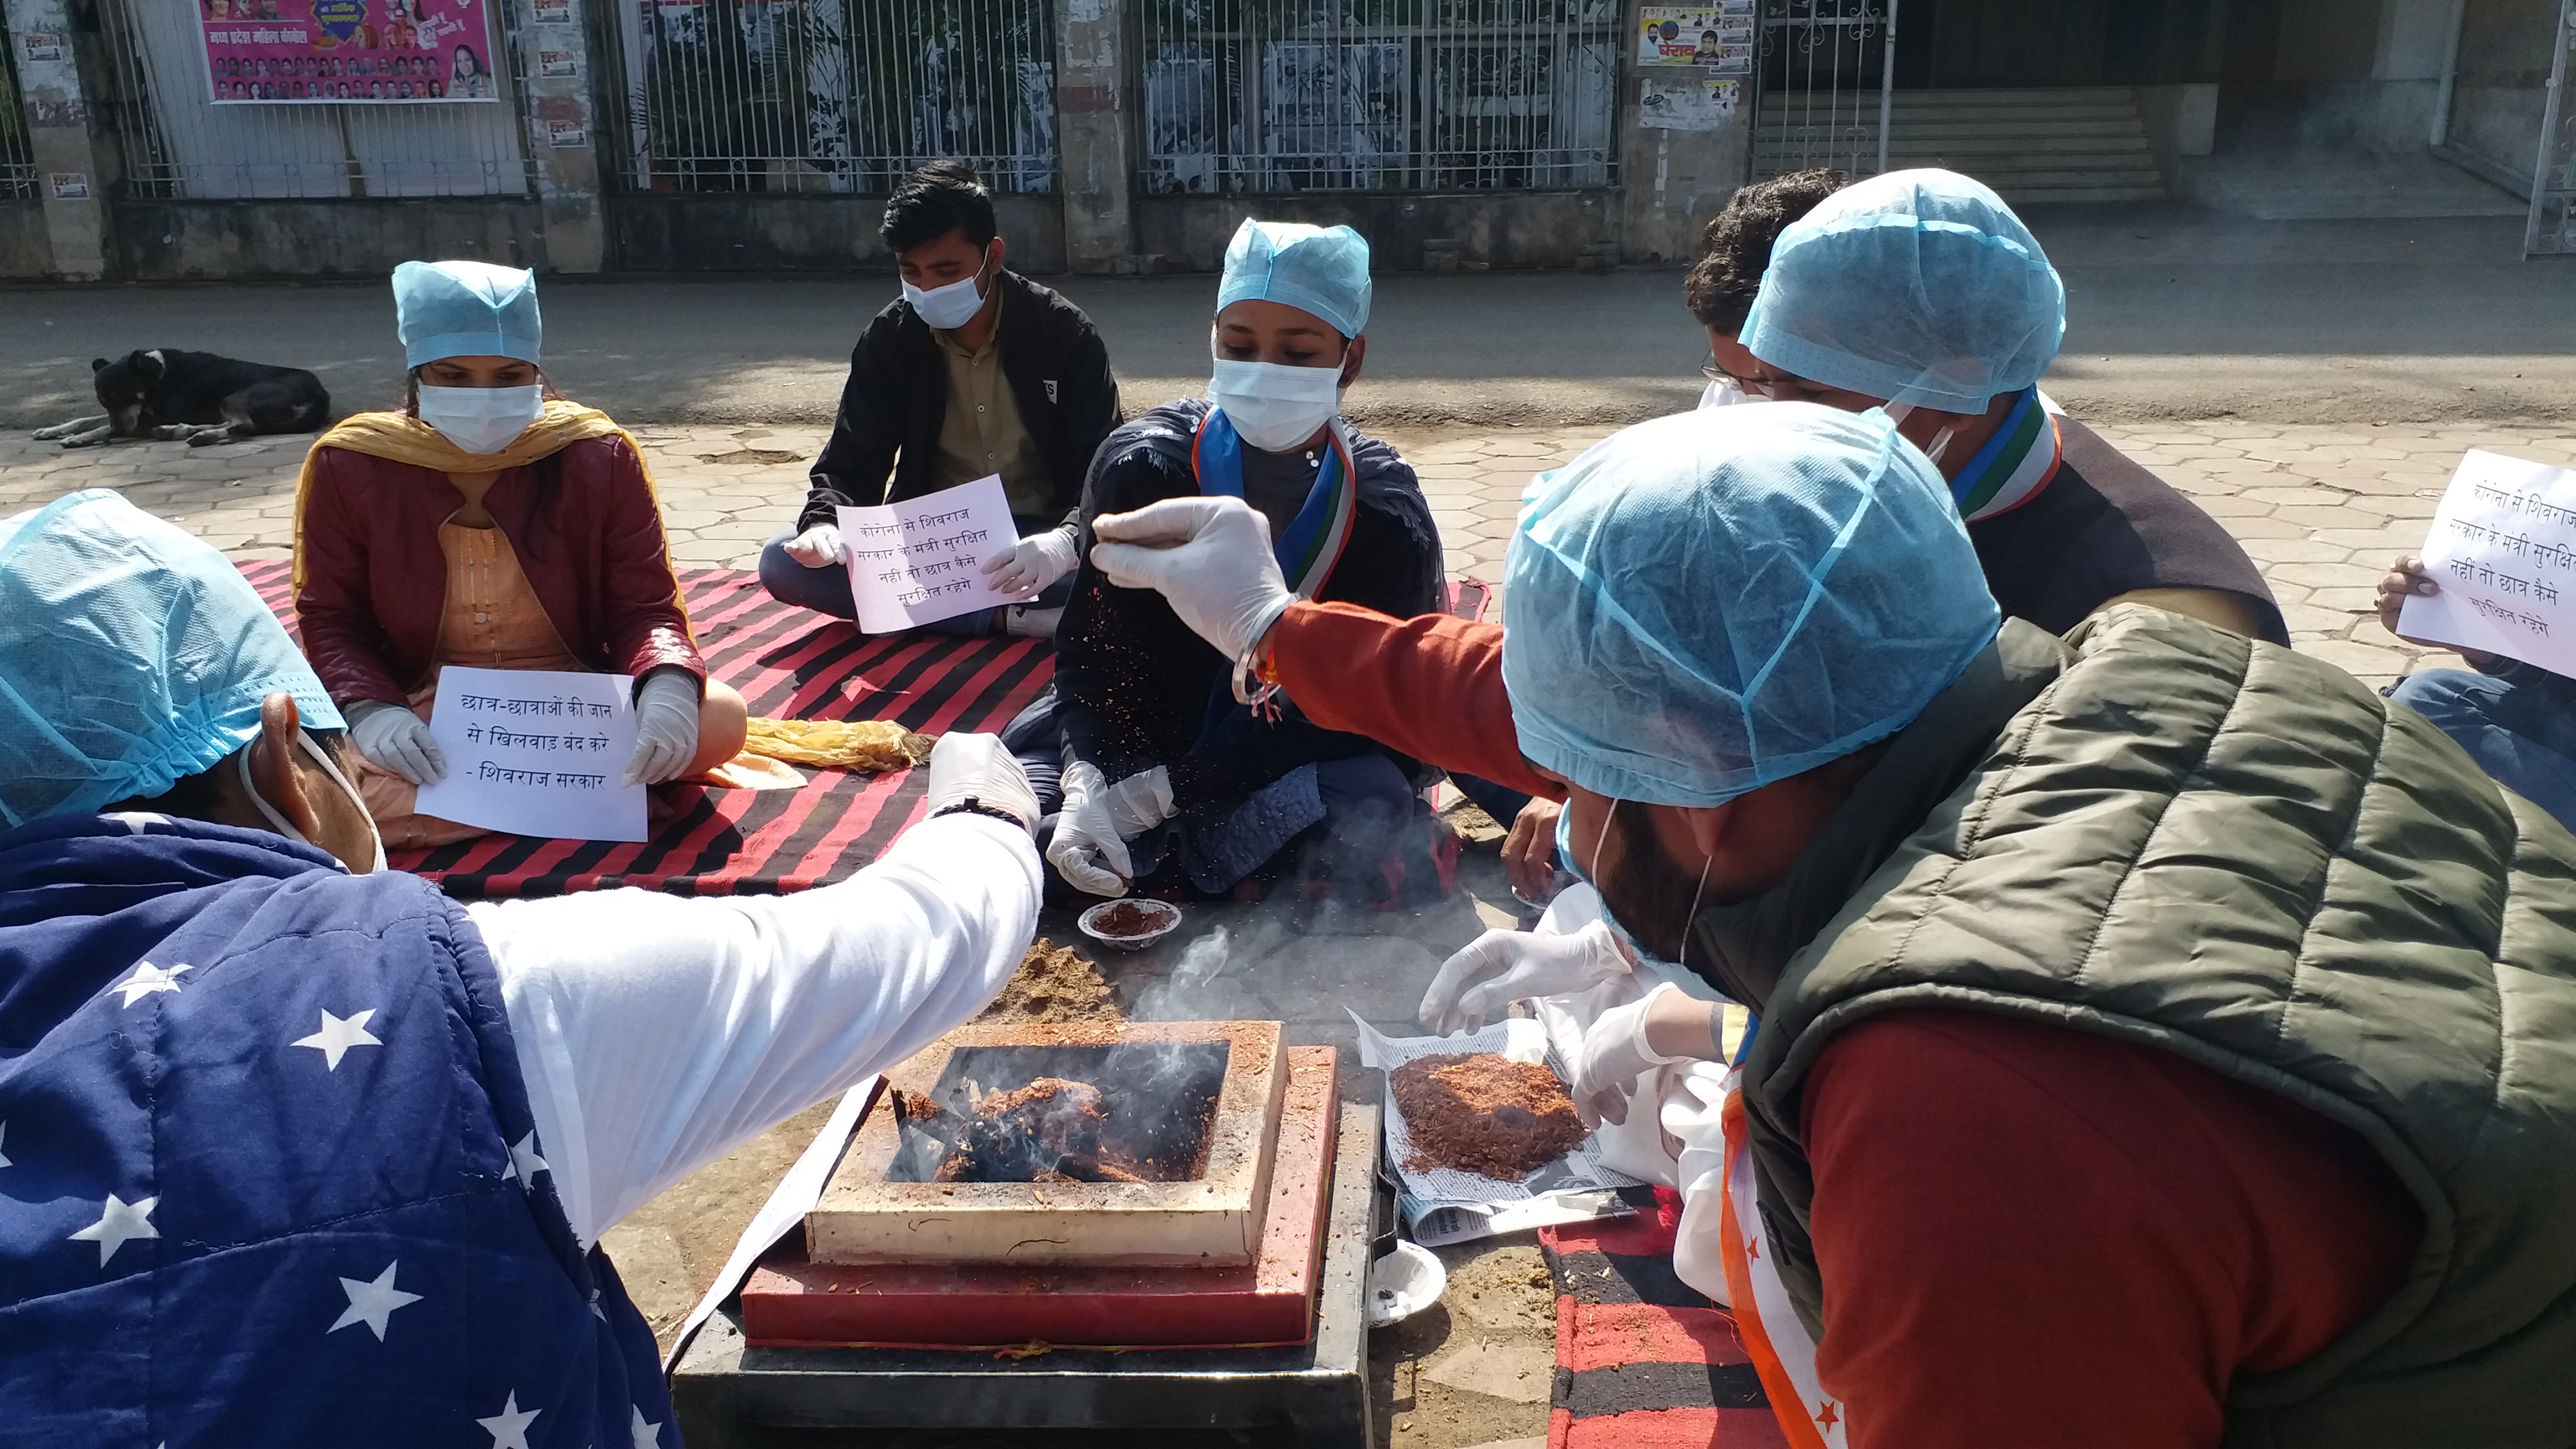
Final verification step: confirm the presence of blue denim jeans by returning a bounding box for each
[2388,665,2576,830]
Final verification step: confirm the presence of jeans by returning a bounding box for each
[756,514,1073,639]
[2388,665,2576,830]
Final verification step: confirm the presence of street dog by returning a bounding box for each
[32,349,331,448]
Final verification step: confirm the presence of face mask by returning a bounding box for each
[1558,798,1710,974]
[416,383,544,455]
[240,731,387,874]
[902,247,993,331]
[1879,401,1961,469]
[1208,357,1344,452]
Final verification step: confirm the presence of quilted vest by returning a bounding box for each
[1723,605,2576,1448]
[0,813,675,1447]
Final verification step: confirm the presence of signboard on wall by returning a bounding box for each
[198,0,499,104]
[1638,4,1753,74]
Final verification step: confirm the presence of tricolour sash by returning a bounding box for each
[1191,406,1359,599]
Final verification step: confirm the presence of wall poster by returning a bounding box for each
[1637,4,1754,75]
[198,0,499,104]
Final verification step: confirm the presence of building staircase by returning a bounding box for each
[1756,87,2166,205]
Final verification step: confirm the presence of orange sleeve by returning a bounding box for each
[1263,600,1562,800]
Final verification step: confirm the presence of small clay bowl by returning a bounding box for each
[1077,898,1183,953]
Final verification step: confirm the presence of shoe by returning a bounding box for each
[1005,605,1063,640]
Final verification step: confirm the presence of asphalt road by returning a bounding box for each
[8,206,2573,433]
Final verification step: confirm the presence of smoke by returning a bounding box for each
[1131,923,1235,1020]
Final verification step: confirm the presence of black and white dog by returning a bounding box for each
[33,349,332,448]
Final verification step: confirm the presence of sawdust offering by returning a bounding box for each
[978,939,1121,1025]
[1392,1053,1589,1181]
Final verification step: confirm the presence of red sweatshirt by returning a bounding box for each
[1263,601,2421,1446]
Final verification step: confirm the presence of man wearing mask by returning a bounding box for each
[1016,219,1443,905]
[761,160,1121,641]
[1,490,1045,1441]
[1092,405,2576,1447]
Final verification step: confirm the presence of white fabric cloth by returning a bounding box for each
[1526,883,1737,1306]
[466,813,1040,1246]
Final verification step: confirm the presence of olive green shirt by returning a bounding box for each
[932,290,1050,517]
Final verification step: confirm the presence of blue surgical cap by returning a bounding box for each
[1741,169,2064,413]
[394,258,542,368]
[1502,403,2000,808]
[0,489,345,828]
[1216,219,1372,338]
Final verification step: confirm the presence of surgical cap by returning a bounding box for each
[1502,403,1999,808]
[394,258,542,369]
[1216,219,1372,338]
[1741,169,2064,413]
[0,489,345,829]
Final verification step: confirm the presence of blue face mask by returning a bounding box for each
[1558,798,1707,972]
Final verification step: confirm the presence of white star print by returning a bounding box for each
[630,1405,662,1448]
[328,1259,424,1341]
[476,1390,540,1449]
[509,1131,549,1189]
[589,1286,607,1321]
[291,1007,383,1071]
[108,960,190,1007]
[0,1120,11,1169]
[68,1192,159,1266]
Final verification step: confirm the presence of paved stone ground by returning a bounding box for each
[2,414,2552,1447]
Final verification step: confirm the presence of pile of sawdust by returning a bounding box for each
[977,939,1123,1024]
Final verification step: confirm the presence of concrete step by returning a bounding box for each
[1871,134,2154,155]
[1760,85,2169,202]
[1886,86,2140,107]
[1874,119,2148,139]
[1990,183,2170,203]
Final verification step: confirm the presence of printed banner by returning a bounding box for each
[1641,74,1742,130]
[836,475,1021,635]
[199,0,499,105]
[415,666,650,842]
[1639,4,1755,68]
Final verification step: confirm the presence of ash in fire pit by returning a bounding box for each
[888,1042,1227,1185]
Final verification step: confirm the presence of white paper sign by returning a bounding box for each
[837,474,1019,634]
[415,666,648,842]
[2398,449,2576,676]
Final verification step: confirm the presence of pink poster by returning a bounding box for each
[200,0,499,105]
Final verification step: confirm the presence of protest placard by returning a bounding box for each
[415,666,648,842]
[837,474,1020,634]
[2398,449,2576,677]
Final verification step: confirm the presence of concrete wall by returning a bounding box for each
[607,192,1067,273]
[2252,0,2460,152]
[0,200,49,277]
[2437,0,2555,195]
[110,199,550,280]
[1134,191,1619,273]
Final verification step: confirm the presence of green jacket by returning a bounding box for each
[1689,605,2576,1447]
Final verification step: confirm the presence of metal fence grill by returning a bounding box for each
[1750,0,1894,179]
[0,10,36,199]
[94,0,539,199]
[1137,0,1620,195]
[607,0,1057,195]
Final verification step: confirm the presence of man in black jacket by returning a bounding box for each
[760,162,1122,640]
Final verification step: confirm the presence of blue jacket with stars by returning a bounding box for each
[0,813,673,1448]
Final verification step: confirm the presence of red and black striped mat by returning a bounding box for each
[238,560,1052,899]
[1540,1186,1786,1448]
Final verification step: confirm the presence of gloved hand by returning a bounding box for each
[351,701,446,785]
[1046,760,1133,897]
[782,523,846,569]
[1102,765,1175,840]
[1418,919,1632,1037]
[1088,497,1294,660]
[1568,983,1692,1126]
[982,527,1082,600]
[924,732,1040,831]
[622,669,703,787]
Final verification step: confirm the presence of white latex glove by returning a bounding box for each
[1568,983,1691,1127]
[782,523,846,568]
[622,669,703,787]
[1418,919,1632,1037]
[1102,765,1176,840]
[350,700,446,786]
[923,732,1040,831]
[981,526,1082,600]
[1088,496,1293,660]
[1046,760,1133,897]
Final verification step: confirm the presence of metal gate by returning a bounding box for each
[2527,0,2576,255]
[1,8,39,200]
[92,0,538,198]
[1749,0,1897,179]
[1135,0,1621,196]
[605,0,1058,195]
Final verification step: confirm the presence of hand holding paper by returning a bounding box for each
[415,665,649,842]
[2395,450,2576,676]
[837,475,1022,633]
